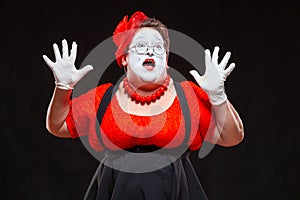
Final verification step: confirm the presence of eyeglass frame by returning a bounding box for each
[127,41,166,55]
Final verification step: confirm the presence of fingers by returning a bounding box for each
[204,49,211,66]
[219,51,231,70]
[53,39,76,61]
[70,41,77,62]
[224,63,236,78]
[212,46,219,65]
[53,43,62,61]
[189,69,203,86]
[62,39,69,58]
[77,65,94,80]
[42,55,54,69]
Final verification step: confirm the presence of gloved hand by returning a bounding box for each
[190,46,235,105]
[42,39,93,90]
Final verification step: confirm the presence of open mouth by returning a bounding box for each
[142,58,155,71]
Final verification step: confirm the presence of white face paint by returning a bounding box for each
[126,27,167,86]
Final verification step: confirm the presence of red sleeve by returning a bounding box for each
[65,83,113,151]
[180,81,216,150]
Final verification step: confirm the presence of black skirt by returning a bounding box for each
[83,147,208,200]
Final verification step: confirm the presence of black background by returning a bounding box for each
[1,0,299,199]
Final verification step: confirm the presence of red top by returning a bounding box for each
[66,81,215,152]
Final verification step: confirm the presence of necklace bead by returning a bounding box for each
[123,75,170,105]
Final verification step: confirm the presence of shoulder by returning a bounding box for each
[179,81,210,102]
[71,83,114,109]
[94,83,114,102]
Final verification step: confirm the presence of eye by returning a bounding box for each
[135,41,147,53]
[154,43,165,54]
[136,41,146,48]
[154,43,163,50]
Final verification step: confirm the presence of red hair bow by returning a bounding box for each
[113,11,148,67]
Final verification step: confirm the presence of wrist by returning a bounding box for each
[55,82,74,90]
[208,90,227,105]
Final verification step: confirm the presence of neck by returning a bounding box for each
[119,75,172,104]
[131,83,161,96]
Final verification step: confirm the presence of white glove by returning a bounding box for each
[190,46,235,105]
[42,39,93,90]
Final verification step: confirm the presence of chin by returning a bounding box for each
[140,76,157,83]
[140,69,166,82]
[137,72,158,83]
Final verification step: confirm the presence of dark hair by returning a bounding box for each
[139,18,170,56]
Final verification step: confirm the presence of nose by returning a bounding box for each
[146,47,154,56]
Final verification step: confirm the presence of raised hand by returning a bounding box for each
[43,39,93,90]
[190,46,235,105]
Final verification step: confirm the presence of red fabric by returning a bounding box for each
[66,81,215,152]
[66,83,113,152]
[113,11,148,67]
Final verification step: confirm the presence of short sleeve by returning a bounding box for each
[180,81,216,150]
[65,83,113,139]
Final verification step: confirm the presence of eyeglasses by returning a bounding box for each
[128,41,166,55]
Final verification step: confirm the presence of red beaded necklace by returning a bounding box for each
[123,75,170,104]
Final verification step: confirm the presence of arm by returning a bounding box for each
[43,39,93,137]
[46,88,72,138]
[211,100,244,147]
[190,46,244,147]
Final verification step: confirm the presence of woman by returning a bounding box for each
[43,11,244,200]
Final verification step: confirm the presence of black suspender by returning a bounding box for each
[95,82,191,149]
[174,82,191,149]
[95,85,115,148]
